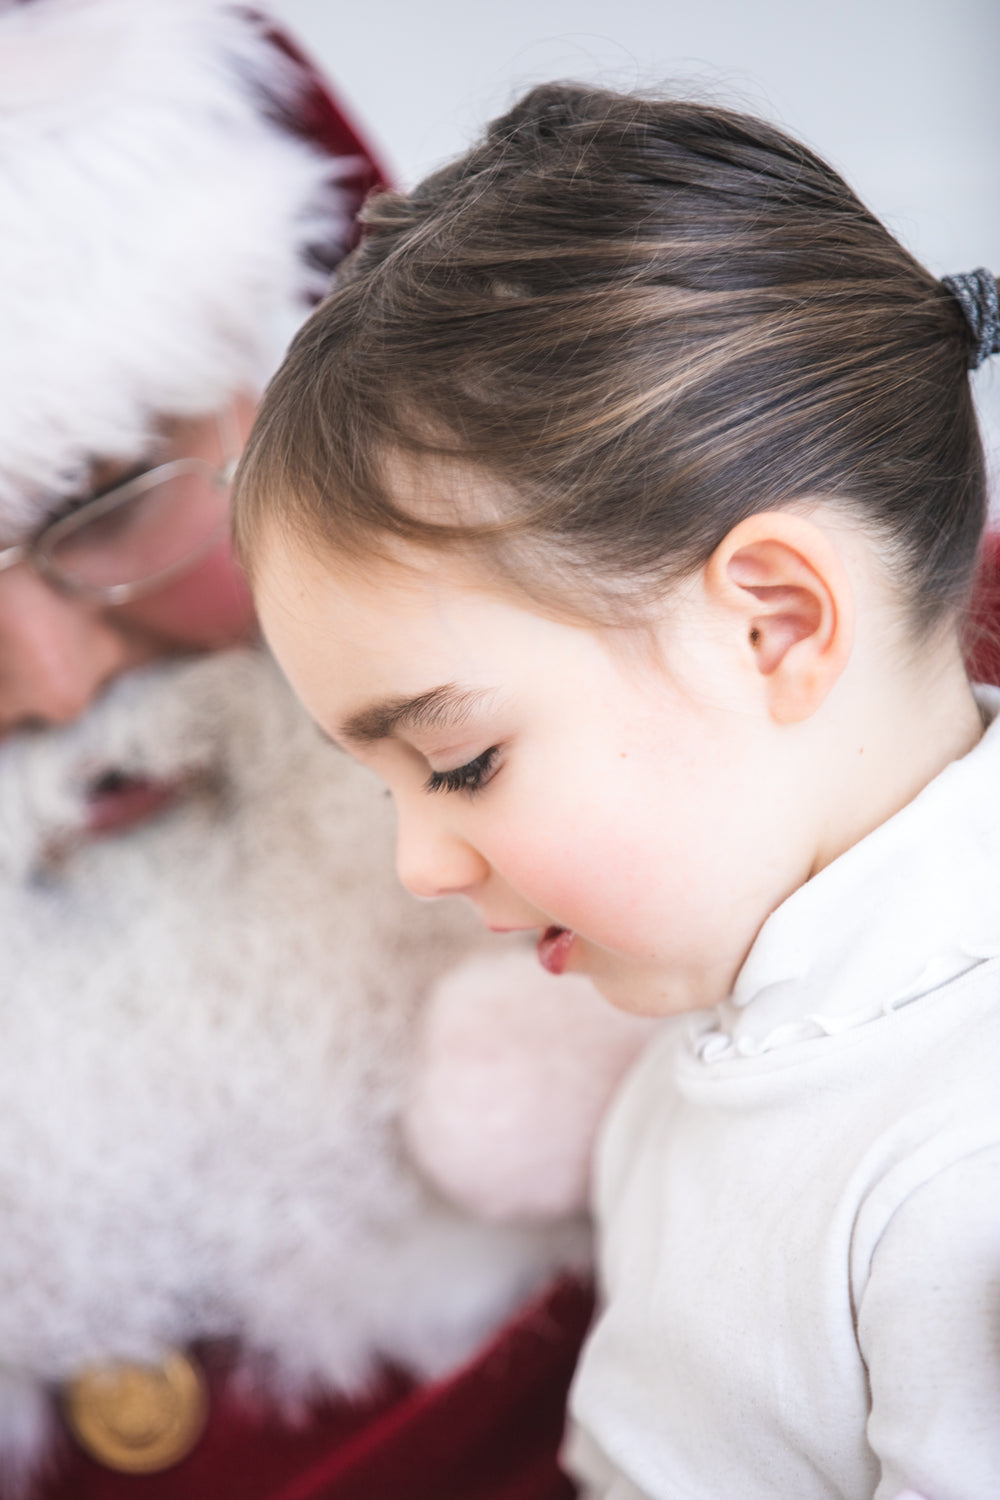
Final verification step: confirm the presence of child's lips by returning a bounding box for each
[537,925,575,975]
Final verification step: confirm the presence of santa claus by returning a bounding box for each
[0,3,659,1497]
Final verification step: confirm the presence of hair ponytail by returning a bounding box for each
[236,85,993,637]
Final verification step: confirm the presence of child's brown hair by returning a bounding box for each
[234,84,990,631]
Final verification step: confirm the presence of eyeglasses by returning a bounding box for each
[0,413,241,606]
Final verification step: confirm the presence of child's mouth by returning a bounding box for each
[537,925,575,975]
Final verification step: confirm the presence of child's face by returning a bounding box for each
[258,539,812,1018]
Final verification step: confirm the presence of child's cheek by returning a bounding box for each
[490,811,640,946]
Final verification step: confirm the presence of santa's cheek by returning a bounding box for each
[119,543,257,648]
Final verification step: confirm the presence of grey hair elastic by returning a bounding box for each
[940,267,1000,370]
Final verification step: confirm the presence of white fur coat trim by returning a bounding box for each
[0,649,586,1492]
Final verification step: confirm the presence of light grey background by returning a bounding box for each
[270,0,1000,483]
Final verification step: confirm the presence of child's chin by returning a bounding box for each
[590,965,689,1020]
[589,970,649,1015]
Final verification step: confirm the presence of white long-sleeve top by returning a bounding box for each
[566,689,1000,1500]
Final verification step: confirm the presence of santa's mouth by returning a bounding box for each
[537,925,575,975]
[86,771,185,837]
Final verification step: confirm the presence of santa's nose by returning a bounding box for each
[0,567,135,732]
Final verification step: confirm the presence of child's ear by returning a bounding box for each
[704,511,855,724]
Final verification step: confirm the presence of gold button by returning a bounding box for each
[63,1350,208,1473]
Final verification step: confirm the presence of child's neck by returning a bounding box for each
[810,635,984,878]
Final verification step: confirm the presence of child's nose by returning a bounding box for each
[395,812,490,902]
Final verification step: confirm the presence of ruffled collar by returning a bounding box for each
[696,686,1000,1063]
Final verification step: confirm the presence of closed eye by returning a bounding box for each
[424,746,500,796]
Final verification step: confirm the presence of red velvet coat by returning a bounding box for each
[37,1277,592,1500]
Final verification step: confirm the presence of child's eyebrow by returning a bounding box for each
[338,684,492,745]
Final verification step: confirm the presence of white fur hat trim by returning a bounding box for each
[0,0,359,534]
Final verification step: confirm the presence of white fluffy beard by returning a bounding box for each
[0,649,585,1489]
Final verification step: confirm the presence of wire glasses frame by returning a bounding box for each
[0,411,242,606]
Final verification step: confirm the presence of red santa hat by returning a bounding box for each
[0,0,384,536]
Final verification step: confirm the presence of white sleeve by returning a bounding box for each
[857,1144,1000,1500]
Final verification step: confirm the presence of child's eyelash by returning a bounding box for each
[424,747,500,797]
